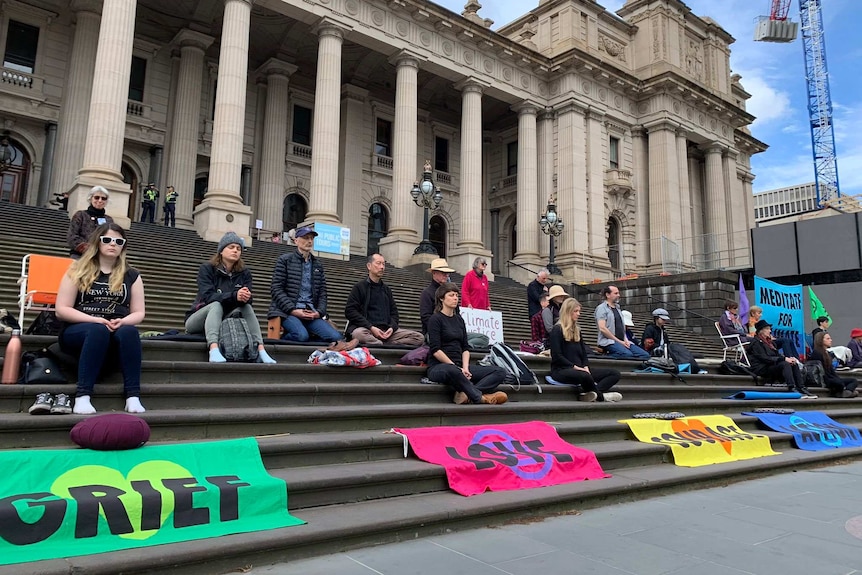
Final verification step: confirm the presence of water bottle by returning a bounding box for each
[1,330,22,384]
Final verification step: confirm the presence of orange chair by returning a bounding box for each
[17,254,74,328]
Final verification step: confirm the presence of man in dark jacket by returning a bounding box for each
[749,319,815,397]
[345,253,424,346]
[642,308,700,373]
[420,257,454,333]
[527,268,550,318]
[267,226,346,345]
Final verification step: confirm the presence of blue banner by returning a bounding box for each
[313,222,350,256]
[753,276,804,354]
[743,411,862,451]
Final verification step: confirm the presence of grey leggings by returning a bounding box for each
[185,302,264,346]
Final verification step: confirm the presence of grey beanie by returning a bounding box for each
[218,232,244,254]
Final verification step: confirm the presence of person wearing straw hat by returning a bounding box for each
[420,257,455,334]
[541,285,570,336]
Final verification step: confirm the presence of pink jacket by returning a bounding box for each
[461,270,490,310]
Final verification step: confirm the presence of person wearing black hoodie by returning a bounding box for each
[67,186,114,258]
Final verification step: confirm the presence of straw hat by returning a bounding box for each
[427,258,455,273]
[547,285,569,300]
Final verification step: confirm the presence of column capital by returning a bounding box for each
[341,84,369,102]
[512,100,541,116]
[171,29,215,52]
[539,106,556,122]
[453,77,488,94]
[723,148,739,161]
[256,57,298,79]
[389,49,424,69]
[702,142,726,155]
[555,101,587,117]
[585,107,604,122]
[675,127,690,139]
[631,124,646,138]
[223,0,253,6]
[70,0,102,14]
[643,119,679,133]
[313,17,352,40]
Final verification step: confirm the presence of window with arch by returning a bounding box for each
[430,215,447,258]
[367,202,389,256]
[0,137,30,204]
[283,193,307,232]
[607,217,621,274]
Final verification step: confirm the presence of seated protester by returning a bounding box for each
[541,285,569,338]
[426,283,508,405]
[642,308,700,373]
[595,285,649,359]
[185,232,276,364]
[812,316,830,339]
[55,223,145,415]
[67,186,113,259]
[718,300,750,342]
[620,310,640,347]
[747,305,801,360]
[420,258,454,334]
[550,298,621,402]
[810,332,858,398]
[344,253,424,347]
[847,328,862,368]
[267,226,349,347]
[748,319,816,398]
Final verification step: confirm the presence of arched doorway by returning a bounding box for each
[194,176,208,209]
[283,193,307,232]
[510,222,517,260]
[429,215,447,257]
[607,216,621,275]
[0,136,30,204]
[121,163,138,219]
[367,202,388,256]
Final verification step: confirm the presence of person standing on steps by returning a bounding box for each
[163,185,178,227]
[527,268,550,319]
[67,186,113,259]
[140,182,159,223]
[185,232,276,364]
[460,257,490,310]
[420,258,454,334]
[55,223,146,415]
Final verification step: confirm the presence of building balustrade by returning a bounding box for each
[435,171,451,185]
[501,174,517,189]
[126,100,152,120]
[604,167,634,195]
[290,142,312,160]
[373,153,393,171]
[0,67,44,94]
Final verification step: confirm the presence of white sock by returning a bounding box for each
[125,397,146,414]
[73,395,96,415]
[209,347,227,363]
[258,349,276,364]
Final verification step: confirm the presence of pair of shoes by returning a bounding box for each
[28,393,72,415]
[579,391,598,402]
[453,391,469,404]
[480,391,509,404]
[603,392,623,402]
[841,389,857,398]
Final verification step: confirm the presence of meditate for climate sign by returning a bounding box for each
[754,276,805,353]
[0,438,304,566]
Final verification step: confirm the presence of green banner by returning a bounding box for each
[0,437,304,566]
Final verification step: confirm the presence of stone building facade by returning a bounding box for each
[0,0,765,281]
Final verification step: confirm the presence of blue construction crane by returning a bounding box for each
[754,0,840,205]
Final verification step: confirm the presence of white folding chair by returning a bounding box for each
[715,321,750,367]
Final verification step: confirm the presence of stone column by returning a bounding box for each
[306,20,348,225]
[631,125,649,267]
[537,107,555,261]
[68,0,137,226]
[490,208,500,274]
[556,103,588,280]
[166,29,213,229]
[256,59,297,234]
[337,85,369,255]
[146,145,163,222]
[195,0,254,243]
[723,150,745,266]
[512,102,539,265]
[447,78,492,273]
[645,120,680,270]
[586,110,605,257]
[676,130,693,266]
[703,144,728,268]
[37,122,57,206]
[380,52,421,268]
[53,0,100,209]
[688,152,705,265]
[241,165,252,205]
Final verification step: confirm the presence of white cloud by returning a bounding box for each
[737,73,794,127]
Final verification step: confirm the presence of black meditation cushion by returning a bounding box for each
[70,413,151,450]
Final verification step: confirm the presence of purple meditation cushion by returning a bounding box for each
[70,413,151,450]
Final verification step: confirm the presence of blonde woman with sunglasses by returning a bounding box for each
[67,186,114,259]
[56,223,146,415]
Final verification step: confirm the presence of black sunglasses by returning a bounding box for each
[99,236,126,246]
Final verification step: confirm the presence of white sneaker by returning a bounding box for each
[603,392,623,402]
[579,391,598,402]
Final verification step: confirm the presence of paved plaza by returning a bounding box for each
[252,461,862,575]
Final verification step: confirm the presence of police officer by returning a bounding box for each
[163,185,178,227]
[141,182,159,223]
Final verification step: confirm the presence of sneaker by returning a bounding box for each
[603,392,623,402]
[50,393,72,415]
[579,391,598,402]
[480,391,509,404]
[28,393,54,415]
[453,391,469,405]
[841,389,856,398]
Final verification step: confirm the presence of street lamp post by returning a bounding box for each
[411,160,443,255]
[540,200,564,275]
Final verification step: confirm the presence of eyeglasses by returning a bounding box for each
[99,236,126,246]
[92,196,108,201]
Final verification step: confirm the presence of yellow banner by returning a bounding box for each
[619,415,779,467]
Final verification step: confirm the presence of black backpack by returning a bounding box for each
[218,310,259,363]
[718,360,759,381]
[488,342,540,389]
[802,360,826,388]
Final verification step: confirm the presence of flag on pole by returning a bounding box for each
[738,274,750,324]
[808,286,830,322]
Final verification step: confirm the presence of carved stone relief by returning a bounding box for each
[598,33,627,63]
[685,37,704,82]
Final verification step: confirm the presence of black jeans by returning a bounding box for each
[427,363,507,404]
[550,367,621,401]
[59,323,142,398]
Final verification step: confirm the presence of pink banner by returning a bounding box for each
[393,421,610,496]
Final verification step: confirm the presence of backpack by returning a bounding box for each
[718,360,758,381]
[466,332,490,350]
[25,310,62,336]
[218,310,259,362]
[802,360,826,388]
[667,343,700,375]
[488,342,540,389]
[644,356,678,374]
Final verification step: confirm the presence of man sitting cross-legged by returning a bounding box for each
[595,285,649,360]
[345,254,424,347]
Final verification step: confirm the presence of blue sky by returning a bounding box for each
[435,0,861,197]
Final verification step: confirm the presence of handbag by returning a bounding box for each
[19,351,67,385]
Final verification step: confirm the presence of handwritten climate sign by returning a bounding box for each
[619,415,779,467]
[459,307,504,344]
[744,411,862,451]
[0,438,304,566]
[753,276,804,354]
